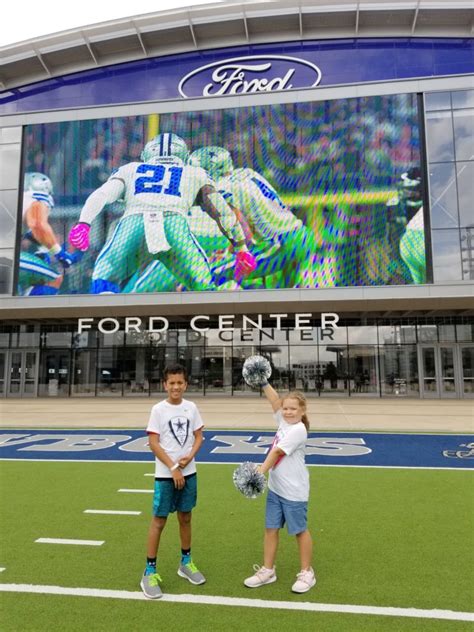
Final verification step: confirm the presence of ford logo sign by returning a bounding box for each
[178,55,322,98]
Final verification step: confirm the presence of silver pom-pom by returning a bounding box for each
[242,355,272,388]
[233,462,267,499]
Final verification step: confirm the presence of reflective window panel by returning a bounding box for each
[428,163,459,229]
[72,349,97,396]
[460,228,474,281]
[0,190,18,249]
[456,162,474,228]
[426,111,454,163]
[451,90,474,109]
[431,229,463,282]
[425,92,452,112]
[453,108,474,161]
[379,345,419,396]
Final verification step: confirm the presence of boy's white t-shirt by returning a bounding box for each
[146,398,204,478]
[268,410,309,502]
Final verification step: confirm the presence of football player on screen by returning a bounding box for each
[18,172,76,296]
[386,167,426,284]
[187,146,321,289]
[68,133,256,293]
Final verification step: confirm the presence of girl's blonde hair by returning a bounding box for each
[282,390,310,431]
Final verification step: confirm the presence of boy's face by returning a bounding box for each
[164,372,187,404]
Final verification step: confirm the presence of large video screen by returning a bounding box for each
[16,93,426,296]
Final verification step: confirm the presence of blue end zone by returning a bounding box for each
[0,430,473,468]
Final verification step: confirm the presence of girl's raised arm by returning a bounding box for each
[262,383,281,412]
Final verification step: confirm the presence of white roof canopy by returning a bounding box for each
[1,0,473,90]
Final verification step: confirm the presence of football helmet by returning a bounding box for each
[141,133,189,164]
[188,146,234,179]
[399,167,422,208]
[24,172,53,195]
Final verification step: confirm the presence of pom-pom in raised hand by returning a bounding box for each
[242,355,272,388]
[233,462,267,499]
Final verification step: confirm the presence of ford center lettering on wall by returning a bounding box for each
[178,55,322,98]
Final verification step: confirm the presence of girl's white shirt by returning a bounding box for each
[268,410,309,502]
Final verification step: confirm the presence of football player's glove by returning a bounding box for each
[68,222,91,251]
[54,247,75,268]
[235,250,257,281]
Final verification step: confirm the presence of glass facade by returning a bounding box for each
[0,127,21,295]
[0,317,472,399]
[0,60,472,401]
[425,89,474,282]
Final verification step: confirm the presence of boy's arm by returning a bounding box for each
[178,428,203,469]
[262,383,281,413]
[148,433,185,489]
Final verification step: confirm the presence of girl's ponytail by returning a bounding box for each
[301,412,310,432]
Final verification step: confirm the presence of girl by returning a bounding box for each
[244,383,316,593]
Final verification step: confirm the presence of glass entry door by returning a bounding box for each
[419,345,460,398]
[7,350,39,397]
[460,345,474,397]
[0,351,6,396]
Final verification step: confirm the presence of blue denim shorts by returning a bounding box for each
[265,489,308,535]
[152,473,197,517]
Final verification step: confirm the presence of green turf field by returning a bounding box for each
[1,461,473,631]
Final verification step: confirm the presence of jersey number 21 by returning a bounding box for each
[134,164,183,197]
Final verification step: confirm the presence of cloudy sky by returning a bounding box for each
[1,0,230,47]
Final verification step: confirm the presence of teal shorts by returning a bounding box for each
[152,473,197,517]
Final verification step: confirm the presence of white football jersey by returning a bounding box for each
[216,168,301,240]
[406,207,424,231]
[22,191,54,217]
[109,160,210,218]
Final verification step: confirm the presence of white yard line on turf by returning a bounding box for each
[0,584,472,622]
[0,568,5,572]
[118,488,152,493]
[35,538,104,546]
[84,510,141,515]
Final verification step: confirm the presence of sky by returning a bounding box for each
[1,0,229,47]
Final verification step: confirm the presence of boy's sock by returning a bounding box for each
[181,548,191,565]
[145,557,157,575]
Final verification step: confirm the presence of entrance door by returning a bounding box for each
[0,351,6,396]
[460,345,474,398]
[39,350,71,396]
[7,350,39,397]
[419,344,459,398]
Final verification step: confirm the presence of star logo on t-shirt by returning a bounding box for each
[169,416,189,446]
[176,419,186,431]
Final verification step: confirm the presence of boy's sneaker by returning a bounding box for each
[291,568,316,593]
[178,560,206,585]
[244,565,277,588]
[140,571,163,599]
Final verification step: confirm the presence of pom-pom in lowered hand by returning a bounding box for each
[233,462,267,499]
[242,355,272,388]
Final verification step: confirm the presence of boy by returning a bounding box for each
[141,364,205,599]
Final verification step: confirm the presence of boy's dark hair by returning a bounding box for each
[163,364,188,382]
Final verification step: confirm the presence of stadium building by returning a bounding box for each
[0,0,473,400]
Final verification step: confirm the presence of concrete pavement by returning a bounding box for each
[1,396,472,432]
